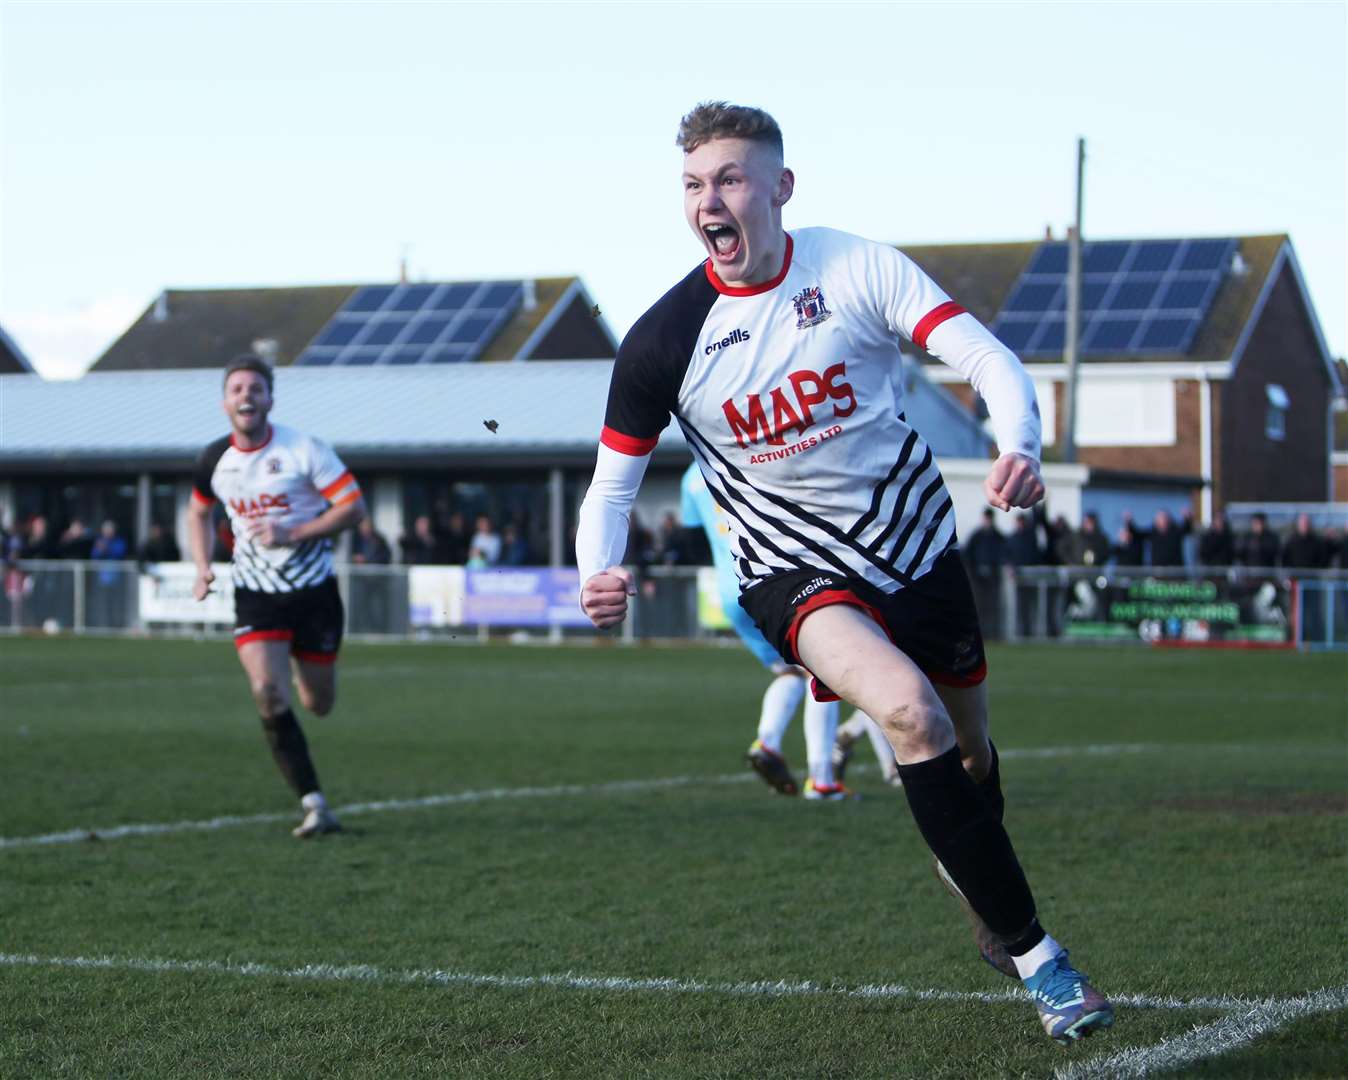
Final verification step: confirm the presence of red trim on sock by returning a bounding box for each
[292,648,338,665]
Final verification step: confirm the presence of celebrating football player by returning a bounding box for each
[188,354,365,839]
[576,102,1112,1045]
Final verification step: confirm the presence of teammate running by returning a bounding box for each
[576,102,1113,1044]
[681,462,845,799]
[189,354,365,839]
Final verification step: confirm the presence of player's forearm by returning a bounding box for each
[290,497,366,543]
[927,317,1042,462]
[575,445,650,581]
[187,509,214,570]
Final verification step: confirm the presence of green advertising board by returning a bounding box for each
[1062,575,1292,645]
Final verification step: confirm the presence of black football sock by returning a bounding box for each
[261,708,321,797]
[898,745,1036,940]
[978,739,1005,824]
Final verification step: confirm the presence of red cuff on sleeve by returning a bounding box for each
[912,301,967,350]
[600,426,659,456]
[191,488,216,507]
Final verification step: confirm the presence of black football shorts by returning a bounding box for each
[738,547,986,700]
[233,577,344,663]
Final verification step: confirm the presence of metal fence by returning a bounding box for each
[3,559,1346,651]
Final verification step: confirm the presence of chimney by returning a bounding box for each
[523,279,537,312]
[153,291,170,322]
[252,338,281,365]
[1044,225,1055,241]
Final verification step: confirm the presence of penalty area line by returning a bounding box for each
[0,951,1293,1015]
[0,744,1160,851]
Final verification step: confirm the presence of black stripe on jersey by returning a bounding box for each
[283,538,328,586]
[234,540,285,592]
[903,497,952,577]
[686,439,810,578]
[847,429,919,541]
[866,445,934,556]
[192,435,231,502]
[683,418,915,589]
[886,473,946,567]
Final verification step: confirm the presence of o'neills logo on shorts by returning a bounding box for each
[705,328,750,355]
[790,576,835,606]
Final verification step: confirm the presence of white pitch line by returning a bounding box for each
[1053,985,1348,1080]
[0,951,1292,1015]
[0,744,1158,851]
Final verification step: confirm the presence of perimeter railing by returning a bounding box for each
[2,560,1345,651]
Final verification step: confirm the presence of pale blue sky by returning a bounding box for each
[2,0,1344,378]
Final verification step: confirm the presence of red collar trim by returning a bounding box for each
[704,233,793,296]
[230,424,273,453]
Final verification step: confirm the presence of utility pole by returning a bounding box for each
[1061,137,1085,464]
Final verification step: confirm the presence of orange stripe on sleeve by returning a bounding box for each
[333,490,362,508]
[320,471,354,499]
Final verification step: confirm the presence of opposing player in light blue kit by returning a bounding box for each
[681,463,846,799]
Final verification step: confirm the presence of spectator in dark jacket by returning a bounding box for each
[1113,515,1146,567]
[351,519,392,565]
[1135,509,1191,567]
[1234,513,1281,569]
[964,509,1007,636]
[400,515,448,565]
[1056,512,1111,567]
[1281,514,1330,569]
[137,522,182,566]
[1198,511,1235,567]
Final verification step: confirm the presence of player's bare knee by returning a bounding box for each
[302,687,335,716]
[250,677,288,717]
[876,697,951,752]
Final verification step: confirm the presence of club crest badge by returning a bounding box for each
[791,285,831,329]
[266,457,282,474]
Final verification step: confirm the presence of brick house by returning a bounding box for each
[901,234,1342,522]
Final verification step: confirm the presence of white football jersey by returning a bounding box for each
[596,227,1040,595]
[192,422,360,593]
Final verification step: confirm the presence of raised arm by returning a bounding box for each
[576,443,651,628]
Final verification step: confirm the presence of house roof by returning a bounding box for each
[0,359,990,473]
[0,324,35,374]
[89,276,617,374]
[900,233,1290,368]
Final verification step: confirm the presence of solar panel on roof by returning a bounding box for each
[989,237,1236,357]
[296,280,525,366]
[1129,242,1181,273]
[1082,244,1129,274]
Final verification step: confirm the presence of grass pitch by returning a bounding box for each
[1,637,1344,1078]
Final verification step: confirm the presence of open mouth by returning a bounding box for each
[703,223,741,261]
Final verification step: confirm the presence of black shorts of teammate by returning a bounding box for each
[233,577,344,664]
[738,547,986,701]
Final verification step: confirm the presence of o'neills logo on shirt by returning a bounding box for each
[721,362,857,450]
[229,493,291,518]
[705,328,751,355]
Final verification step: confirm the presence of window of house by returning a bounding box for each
[1265,384,1288,441]
[1075,379,1177,446]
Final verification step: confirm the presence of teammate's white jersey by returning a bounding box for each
[582,227,1041,595]
[192,423,361,593]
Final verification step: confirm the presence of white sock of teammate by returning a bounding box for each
[836,711,869,744]
[804,697,840,786]
[860,711,898,779]
[757,673,805,752]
